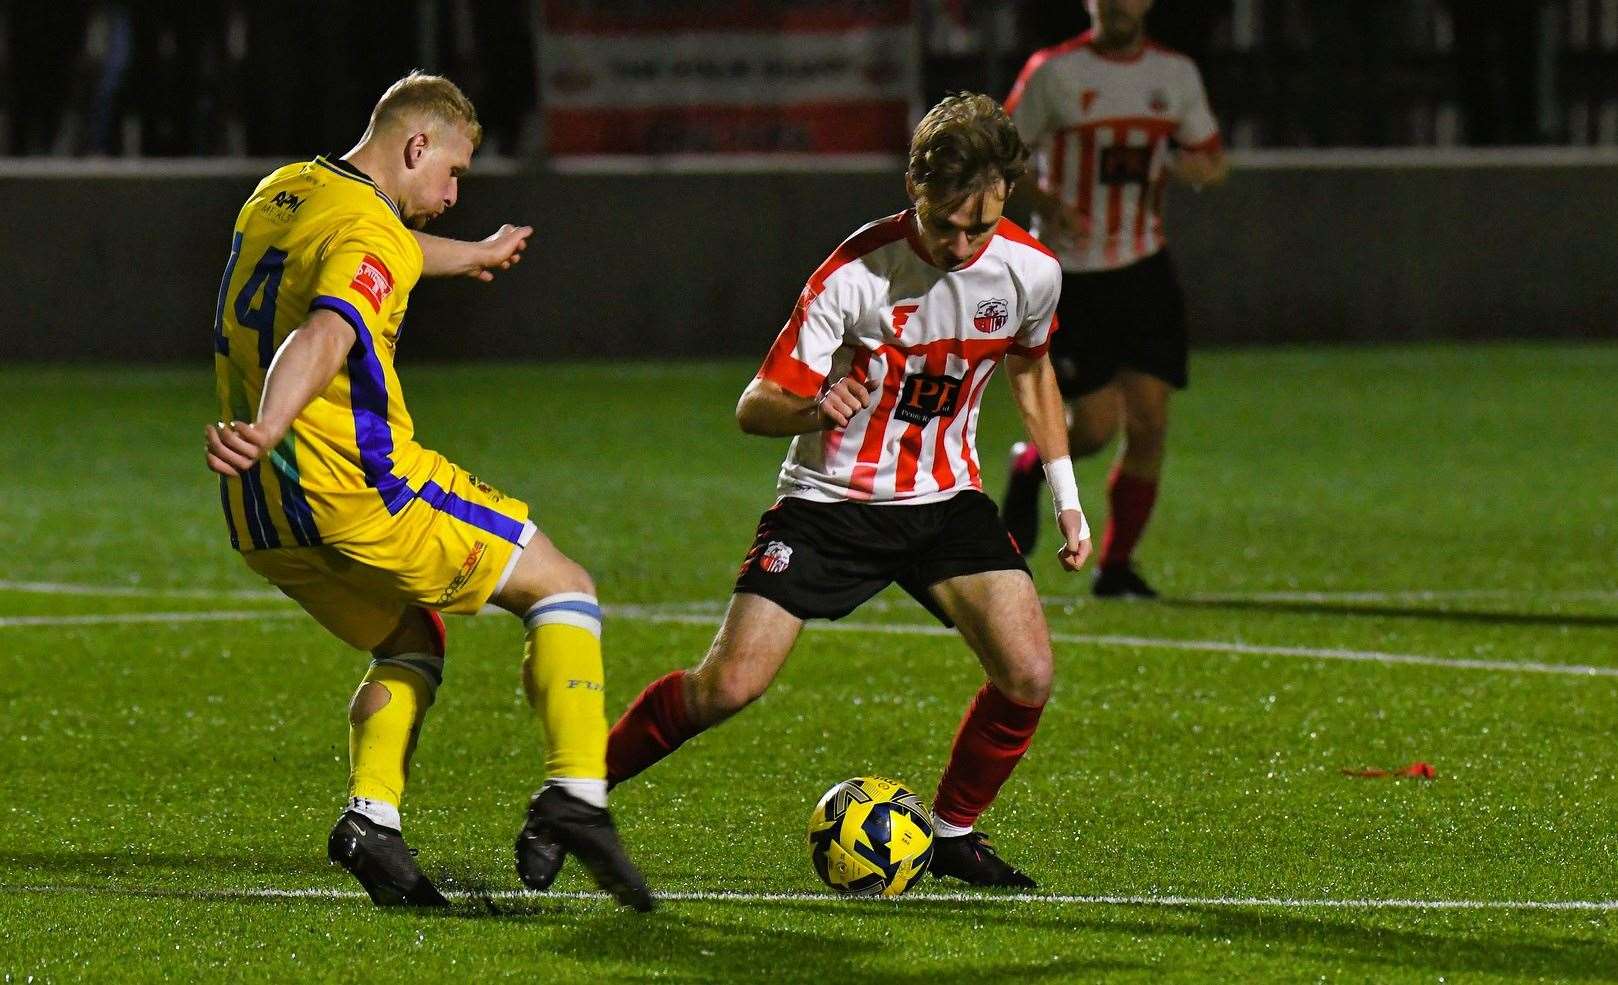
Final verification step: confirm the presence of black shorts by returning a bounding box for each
[733,491,1029,626]
[1051,249,1188,398]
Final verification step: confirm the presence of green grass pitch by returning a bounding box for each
[1,344,1616,982]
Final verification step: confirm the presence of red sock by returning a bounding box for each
[932,683,1045,830]
[606,670,698,786]
[1100,466,1159,569]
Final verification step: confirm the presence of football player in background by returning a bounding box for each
[204,72,652,910]
[999,0,1227,598]
[604,93,1091,888]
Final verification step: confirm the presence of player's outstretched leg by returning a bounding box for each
[999,441,1045,553]
[924,571,1050,889]
[328,608,449,907]
[606,669,696,787]
[492,533,653,911]
[928,682,1043,889]
[606,592,803,787]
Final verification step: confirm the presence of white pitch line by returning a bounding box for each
[620,610,1618,679]
[10,579,1618,607]
[0,610,303,628]
[1051,632,1618,679]
[1175,589,1618,604]
[5,884,1615,911]
[0,580,282,600]
[3,604,1615,678]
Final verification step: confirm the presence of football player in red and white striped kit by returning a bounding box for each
[603,94,1091,887]
[1000,0,1228,598]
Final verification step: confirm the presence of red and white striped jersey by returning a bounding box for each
[1005,31,1220,273]
[756,211,1061,505]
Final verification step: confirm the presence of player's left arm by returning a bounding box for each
[1167,59,1229,190]
[1169,146,1228,189]
[1006,353,1092,571]
[205,309,355,476]
[412,224,532,281]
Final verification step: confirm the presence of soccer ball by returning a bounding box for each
[806,776,934,897]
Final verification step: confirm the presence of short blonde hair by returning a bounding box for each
[368,71,482,149]
[907,93,1027,215]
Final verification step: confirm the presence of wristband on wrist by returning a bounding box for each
[1042,456,1089,539]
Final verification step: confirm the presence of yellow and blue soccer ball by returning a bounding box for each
[806,776,934,896]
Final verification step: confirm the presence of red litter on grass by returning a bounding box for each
[1342,761,1436,780]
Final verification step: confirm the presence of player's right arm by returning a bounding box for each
[735,376,873,437]
[205,309,355,476]
[737,261,868,436]
[412,223,532,281]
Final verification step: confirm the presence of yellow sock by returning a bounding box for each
[521,593,607,783]
[347,657,441,815]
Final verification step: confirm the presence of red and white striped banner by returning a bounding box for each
[541,1,919,159]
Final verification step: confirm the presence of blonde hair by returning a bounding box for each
[907,93,1027,215]
[367,71,482,149]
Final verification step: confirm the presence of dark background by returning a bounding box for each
[2,0,1615,361]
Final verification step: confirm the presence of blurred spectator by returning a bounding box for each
[0,0,1603,156]
[442,0,536,155]
[131,1,224,155]
[1140,0,1233,65]
[8,2,90,154]
[1299,0,1408,146]
[1442,0,1542,145]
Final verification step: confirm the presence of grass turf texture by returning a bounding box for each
[1,344,1615,982]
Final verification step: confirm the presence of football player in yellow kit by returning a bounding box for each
[205,72,651,911]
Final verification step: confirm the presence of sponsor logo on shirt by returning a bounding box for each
[350,253,395,313]
[896,372,965,426]
[973,298,1009,333]
[759,541,794,574]
[1150,88,1170,114]
[1100,146,1153,185]
[1081,89,1099,114]
[261,189,306,223]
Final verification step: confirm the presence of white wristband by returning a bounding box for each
[1042,456,1089,538]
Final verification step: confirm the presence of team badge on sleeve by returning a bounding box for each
[350,253,395,313]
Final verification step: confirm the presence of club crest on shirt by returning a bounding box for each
[759,541,793,574]
[890,303,920,338]
[1081,89,1099,114]
[1150,88,1170,114]
[973,298,1008,333]
[350,253,395,313]
[466,473,506,502]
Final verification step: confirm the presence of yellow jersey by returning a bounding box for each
[213,155,432,551]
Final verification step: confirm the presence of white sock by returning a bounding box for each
[932,814,973,839]
[346,796,401,831]
[546,777,608,809]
